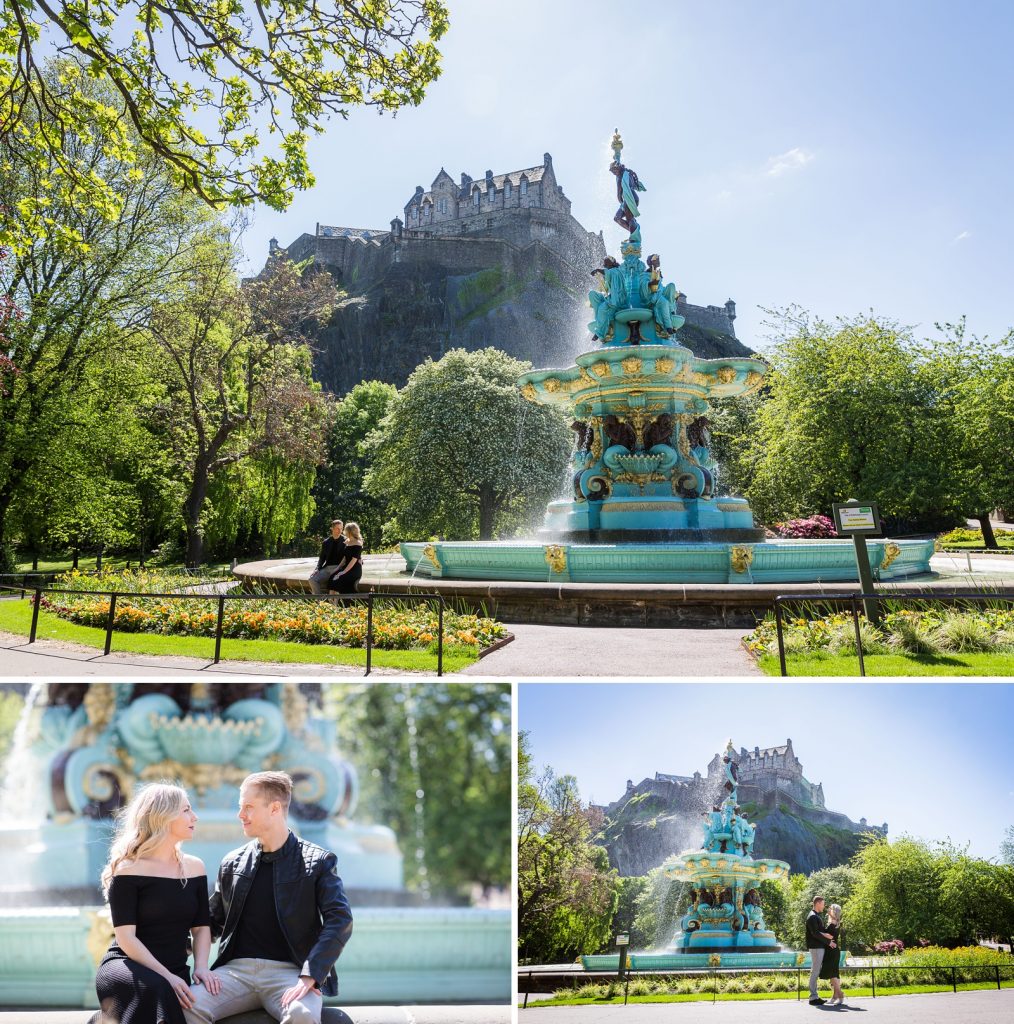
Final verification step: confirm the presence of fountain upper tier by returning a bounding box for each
[517,342,767,542]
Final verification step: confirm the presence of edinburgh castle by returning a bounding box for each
[271,153,750,396]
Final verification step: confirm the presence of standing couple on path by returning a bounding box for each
[92,772,353,1024]
[309,520,364,596]
[806,895,845,1007]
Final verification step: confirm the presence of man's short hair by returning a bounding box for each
[812,895,825,906]
[331,519,344,527]
[242,771,293,812]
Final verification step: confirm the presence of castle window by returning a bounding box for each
[520,179,528,196]
[473,189,480,206]
[488,187,495,204]
[438,198,447,214]
[505,181,512,200]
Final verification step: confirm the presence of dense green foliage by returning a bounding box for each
[310,381,397,551]
[331,683,511,900]
[366,348,572,542]
[0,3,448,256]
[518,735,620,963]
[717,310,1014,535]
[847,837,1014,949]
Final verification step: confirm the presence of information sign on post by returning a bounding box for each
[832,501,883,622]
[615,933,630,978]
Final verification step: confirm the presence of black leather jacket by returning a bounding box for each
[209,831,353,996]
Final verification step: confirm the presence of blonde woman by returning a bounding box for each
[819,903,845,1005]
[93,782,219,1024]
[330,522,364,594]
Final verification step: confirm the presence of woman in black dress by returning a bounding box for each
[819,902,845,1006]
[94,782,220,1024]
[331,521,364,594]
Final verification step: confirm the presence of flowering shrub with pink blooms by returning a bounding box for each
[873,940,905,955]
[771,515,838,539]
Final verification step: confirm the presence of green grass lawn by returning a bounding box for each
[529,979,1014,1006]
[12,557,232,574]
[758,649,1014,677]
[0,598,476,672]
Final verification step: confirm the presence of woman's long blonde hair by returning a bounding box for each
[827,903,842,926]
[344,522,363,545]
[100,782,188,897]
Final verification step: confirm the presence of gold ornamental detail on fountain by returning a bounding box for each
[730,546,754,574]
[544,545,568,575]
[880,542,902,570]
[422,543,442,571]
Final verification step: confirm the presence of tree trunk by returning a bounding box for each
[96,546,103,570]
[478,490,496,541]
[72,546,79,569]
[978,514,1000,550]
[184,468,211,568]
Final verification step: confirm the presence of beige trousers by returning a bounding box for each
[183,958,322,1024]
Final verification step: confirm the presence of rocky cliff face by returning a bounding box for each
[309,236,753,397]
[597,785,870,878]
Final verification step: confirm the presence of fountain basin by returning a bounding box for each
[401,538,935,584]
[581,951,813,970]
[0,906,511,1005]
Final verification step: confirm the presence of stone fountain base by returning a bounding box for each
[581,950,814,970]
[400,537,935,585]
[0,906,510,1006]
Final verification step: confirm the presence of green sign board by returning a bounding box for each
[832,502,882,536]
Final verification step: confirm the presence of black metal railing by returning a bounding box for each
[772,590,1014,677]
[517,962,1014,1008]
[0,582,447,676]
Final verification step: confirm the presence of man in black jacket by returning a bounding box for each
[309,521,346,595]
[184,772,353,1024]
[805,895,835,1005]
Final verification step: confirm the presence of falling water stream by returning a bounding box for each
[400,683,431,901]
[0,681,45,822]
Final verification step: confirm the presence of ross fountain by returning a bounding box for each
[400,132,934,586]
[0,684,509,1007]
[581,740,820,971]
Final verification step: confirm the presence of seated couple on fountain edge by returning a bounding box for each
[92,772,353,1024]
[308,520,365,596]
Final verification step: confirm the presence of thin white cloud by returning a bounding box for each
[765,147,815,177]
[952,230,971,243]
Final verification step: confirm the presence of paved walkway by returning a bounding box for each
[521,988,1013,1023]
[0,1007,509,1024]
[464,624,760,677]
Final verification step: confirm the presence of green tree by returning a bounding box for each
[367,348,572,542]
[0,69,209,553]
[934,324,1014,547]
[310,380,397,551]
[734,310,967,532]
[0,3,448,255]
[1001,826,1014,866]
[149,248,334,565]
[609,875,649,950]
[518,735,619,963]
[781,864,860,951]
[842,836,1014,948]
[331,683,510,900]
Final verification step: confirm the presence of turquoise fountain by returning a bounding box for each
[401,132,933,584]
[582,740,816,972]
[0,683,509,1007]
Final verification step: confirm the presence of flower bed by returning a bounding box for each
[746,607,1014,657]
[770,515,837,539]
[41,570,508,652]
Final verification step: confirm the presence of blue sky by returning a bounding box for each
[519,683,1014,861]
[238,0,1014,357]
